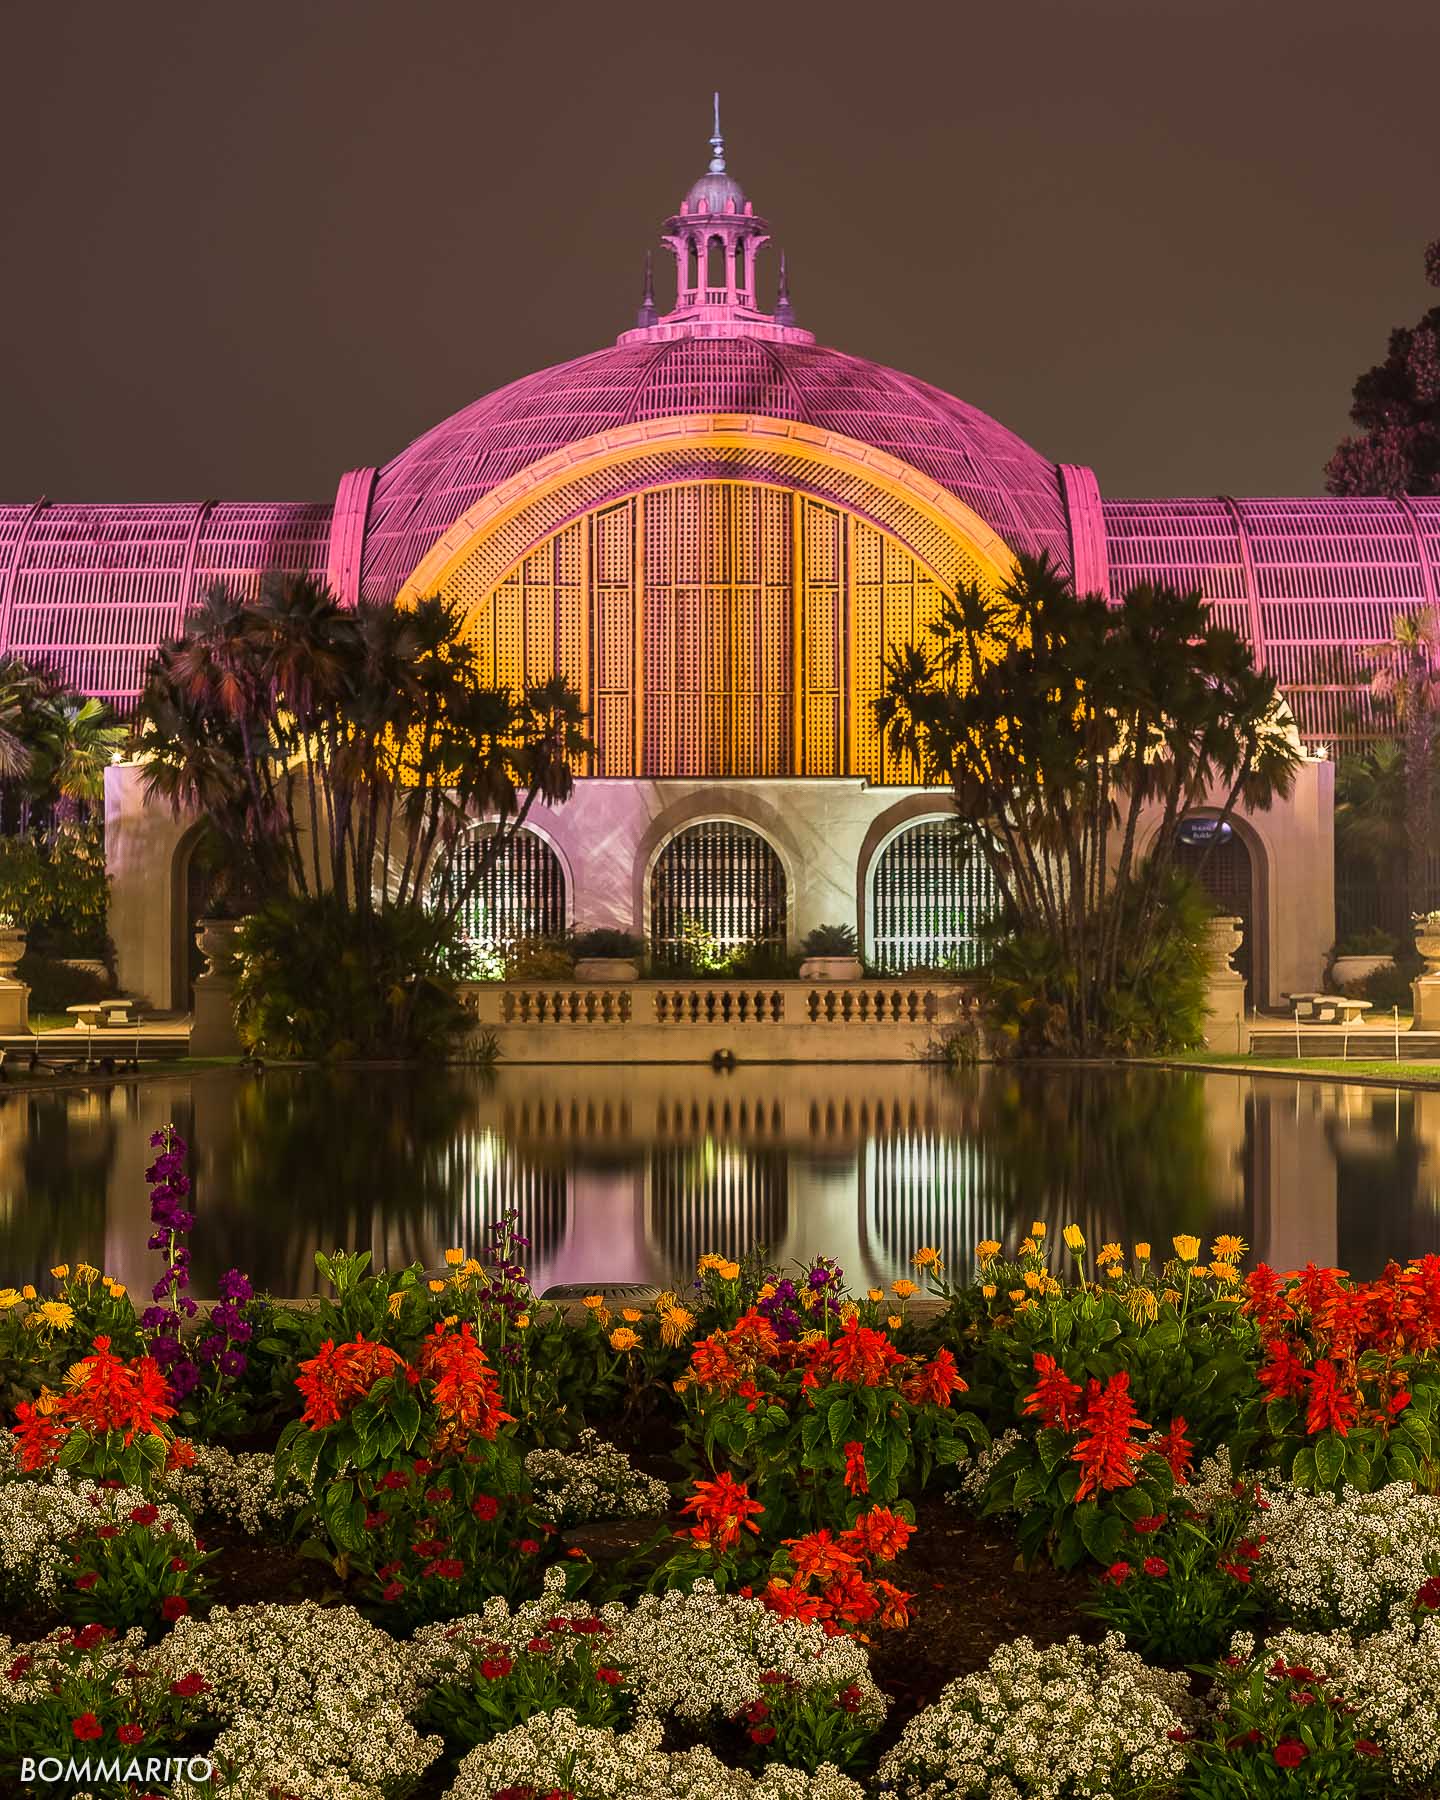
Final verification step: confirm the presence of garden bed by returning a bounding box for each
[4,1131,1440,1797]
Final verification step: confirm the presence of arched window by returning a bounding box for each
[686,237,699,293]
[436,825,566,951]
[706,235,727,291]
[734,240,747,294]
[650,821,786,968]
[1173,817,1259,1000]
[869,818,998,972]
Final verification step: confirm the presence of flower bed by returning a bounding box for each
[5,1135,1440,1794]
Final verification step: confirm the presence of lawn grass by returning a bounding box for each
[1169,1051,1440,1083]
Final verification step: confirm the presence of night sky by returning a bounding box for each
[2,0,1436,505]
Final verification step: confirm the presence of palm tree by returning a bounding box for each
[1335,741,1408,876]
[1369,607,1440,919]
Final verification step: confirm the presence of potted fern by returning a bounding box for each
[571,928,646,982]
[798,923,863,981]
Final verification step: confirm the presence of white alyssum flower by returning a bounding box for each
[163,1444,309,1538]
[1252,1481,1440,1631]
[876,1633,1191,1799]
[154,1602,439,1800]
[443,1708,866,1799]
[524,1427,671,1525]
[409,1569,884,1728]
[0,1623,153,1711]
[0,1468,194,1602]
[947,1428,1025,1512]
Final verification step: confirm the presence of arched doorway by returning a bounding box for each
[1173,819,1261,1002]
[437,825,567,953]
[649,821,786,969]
[869,818,999,973]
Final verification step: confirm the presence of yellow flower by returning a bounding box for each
[758,1282,777,1303]
[609,1327,640,1352]
[1062,1225,1086,1254]
[891,1280,917,1300]
[659,1305,694,1349]
[462,1258,483,1277]
[1162,1287,1184,1307]
[1016,1298,1038,1313]
[887,1315,903,1330]
[912,1247,940,1269]
[387,1291,405,1318]
[1096,1243,1124,1266]
[839,1302,859,1324]
[1008,1288,1026,1303]
[981,1283,997,1300]
[867,1287,884,1303]
[976,1239,1002,1264]
[1043,1276,1062,1297]
[1210,1262,1240,1286]
[1105,1264,1123,1280]
[1133,1242,1151,1262]
[106,1282,126,1299]
[50,1264,69,1281]
[1125,1286,1159,1323]
[37,1300,74,1329]
[33,1384,61,1415]
[1022,1269,1045,1291]
[716,1261,741,1283]
[1018,1238,1037,1260]
[74,1263,98,1283]
[427,1279,445,1294]
[20,1285,35,1301]
[1030,1221,1047,1238]
[516,1313,530,1329]
[698,1253,739,1279]
[582,1294,606,1310]
[0,1288,20,1310]
[1211,1234,1248,1262]
[621,1308,642,1323]
[1173,1235,1201,1264]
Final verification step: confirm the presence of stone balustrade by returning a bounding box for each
[458,979,980,1063]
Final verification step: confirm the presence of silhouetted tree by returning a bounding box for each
[1326,238,1440,496]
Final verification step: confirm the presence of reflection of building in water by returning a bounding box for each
[647,1143,790,1275]
[430,1129,568,1269]
[862,1135,1011,1285]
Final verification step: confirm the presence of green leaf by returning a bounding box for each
[1313,1432,1347,1490]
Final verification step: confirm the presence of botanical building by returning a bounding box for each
[10,116,1430,1009]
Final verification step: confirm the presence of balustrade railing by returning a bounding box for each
[461,979,977,1030]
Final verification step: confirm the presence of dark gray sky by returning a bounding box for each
[2,0,1435,504]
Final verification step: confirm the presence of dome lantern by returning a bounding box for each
[617,96,815,347]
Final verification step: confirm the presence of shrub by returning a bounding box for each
[1084,1500,1263,1664]
[571,928,646,960]
[875,1632,1191,1799]
[800,925,858,958]
[233,892,473,1060]
[1333,927,1400,957]
[524,1429,671,1526]
[0,1468,197,1615]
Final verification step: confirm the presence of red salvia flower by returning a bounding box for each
[1021,1353,1084,1432]
[677,1472,764,1555]
[1071,1372,1150,1500]
[841,1440,869,1496]
[1242,1264,1296,1333]
[840,1505,915,1564]
[11,1402,65,1472]
[1154,1416,1194,1483]
[819,1317,905,1388]
[295,1336,405,1431]
[901,1347,965,1408]
[418,1322,513,1451]
[1256,1336,1310,1402]
[782,1528,858,1584]
[1304,1359,1359,1438]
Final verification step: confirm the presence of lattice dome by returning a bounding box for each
[359,338,1072,602]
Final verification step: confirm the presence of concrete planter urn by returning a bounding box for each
[799,955,864,981]
[195,916,242,978]
[1201,914,1247,1052]
[0,925,28,1032]
[572,957,641,983]
[1415,916,1440,976]
[1331,953,1393,989]
[1413,916,1440,1029]
[191,916,244,1056]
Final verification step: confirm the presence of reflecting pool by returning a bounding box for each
[0,1064,1434,1296]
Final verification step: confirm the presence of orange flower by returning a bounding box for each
[873,1578,914,1629]
[902,1347,965,1408]
[1071,1372,1150,1501]
[1021,1352,1084,1432]
[56,1337,175,1446]
[11,1400,65,1471]
[819,1317,904,1388]
[296,1335,405,1431]
[760,1577,826,1623]
[689,1333,744,1396]
[1256,1335,1310,1402]
[1242,1263,1296,1333]
[678,1473,763,1555]
[1153,1415,1194,1483]
[842,1505,915,1564]
[842,1440,869,1496]
[782,1527,859,1585]
[418,1321,513,1449]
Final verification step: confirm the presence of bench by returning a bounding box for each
[1289,993,1372,1025]
[66,1000,137,1029]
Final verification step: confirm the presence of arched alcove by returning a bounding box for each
[648,820,787,968]
[434,824,568,951]
[867,816,999,972]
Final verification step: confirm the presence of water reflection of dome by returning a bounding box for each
[647,1143,789,1276]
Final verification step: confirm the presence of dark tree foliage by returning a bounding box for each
[1326,238,1440,496]
[877,554,1300,1054]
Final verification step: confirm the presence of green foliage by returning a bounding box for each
[733,1678,880,1775]
[418,1631,636,1753]
[878,552,1298,1053]
[800,923,859,957]
[1333,926,1400,956]
[0,820,108,936]
[64,1513,215,1637]
[1182,1651,1390,1796]
[1084,1503,1264,1664]
[17,949,113,1012]
[232,892,473,1060]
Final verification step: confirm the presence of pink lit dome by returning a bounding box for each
[359,336,1070,601]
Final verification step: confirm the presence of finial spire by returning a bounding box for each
[636,250,657,328]
[708,92,725,173]
[775,251,795,327]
